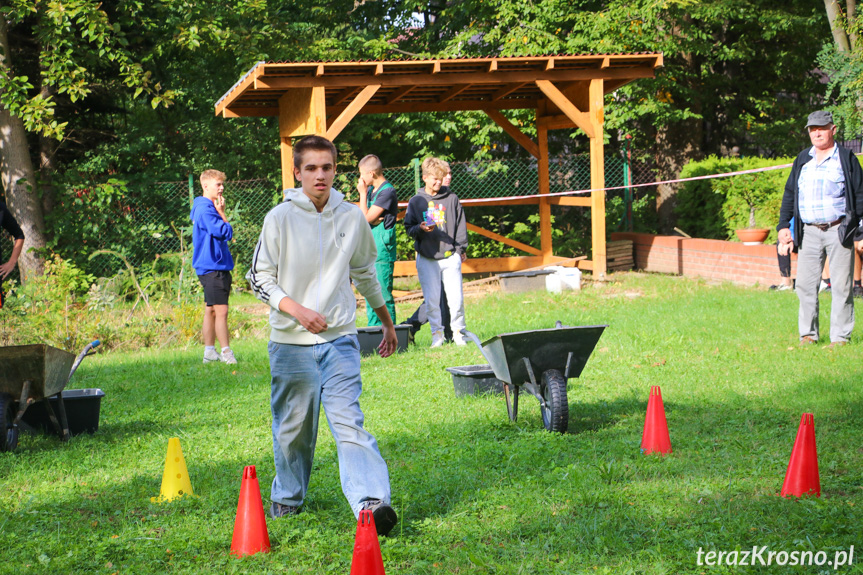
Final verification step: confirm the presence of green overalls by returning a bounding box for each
[367,182,397,325]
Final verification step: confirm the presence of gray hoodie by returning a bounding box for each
[404,186,468,260]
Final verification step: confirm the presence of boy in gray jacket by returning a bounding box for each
[247,135,398,536]
[404,158,469,347]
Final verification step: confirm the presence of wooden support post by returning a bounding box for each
[484,109,539,159]
[535,80,594,138]
[280,138,294,190]
[278,87,326,190]
[537,114,552,262]
[589,78,606,278]
[325,84,380,141]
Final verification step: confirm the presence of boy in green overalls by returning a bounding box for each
[357,155,399,325]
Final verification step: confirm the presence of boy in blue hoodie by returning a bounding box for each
[190,169,237,364]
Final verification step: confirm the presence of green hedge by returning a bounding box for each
[675,156,793,242]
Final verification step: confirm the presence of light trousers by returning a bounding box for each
[795,224,855,342]
[415,253,467,337]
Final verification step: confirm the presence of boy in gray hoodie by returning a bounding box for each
[404,158,469,347]
[246,135,398,536]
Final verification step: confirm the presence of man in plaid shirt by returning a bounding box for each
[777,111,863,346]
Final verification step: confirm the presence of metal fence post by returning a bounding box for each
[623,135,633,231]
[412,158,420,193]
[188,174,195,208]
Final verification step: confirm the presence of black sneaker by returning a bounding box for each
[362,499,398,536]
[854,285,863,298]
[270,501,301,518]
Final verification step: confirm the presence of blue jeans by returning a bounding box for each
[268,336,391,516]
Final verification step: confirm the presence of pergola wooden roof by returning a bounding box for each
[216,53,662,277]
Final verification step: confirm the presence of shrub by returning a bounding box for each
[713,162,792,242]
[0,255,260,352]
[675,156,793,240]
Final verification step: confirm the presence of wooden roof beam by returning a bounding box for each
[325,84,380,141]
[221,106,279,118]
[328,98,537,116]
[489,82,526,102]
[386,85,416,104]
[249,66,656,91]
[604,78,629,93]
[535,79,594,138]
[330,87,359,107]
[484,109,539,159]
[438,84,471,103]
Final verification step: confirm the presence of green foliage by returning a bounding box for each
[0,254,96,351]
[817,9,863,137]
[0,253,266,351]
[675,156,793,240]
[0,0,175,140]
[2,274,862,573]
[422,0,826,158]
[713,162,793,239]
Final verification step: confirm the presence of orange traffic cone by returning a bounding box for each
[641,386,672,455]
[350,509,385,575]
[230,466,271,557]
[780,413,820,498]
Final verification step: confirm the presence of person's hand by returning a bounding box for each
[0,260,16,279]
[419,222,435,232]
[777,228,793,254]
[213,194,227,217]
[293,306,329,334]
[377,324,398,358]
[856,239,863,256]
[357,177,368,197]
[460,252,467,263]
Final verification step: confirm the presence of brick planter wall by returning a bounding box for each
[610,232,796,287]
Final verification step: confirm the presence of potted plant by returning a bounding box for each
[714,171,776,245]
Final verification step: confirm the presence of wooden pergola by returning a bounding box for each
[215,54,662,277]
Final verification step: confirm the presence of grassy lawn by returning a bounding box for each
[1,272,862,574]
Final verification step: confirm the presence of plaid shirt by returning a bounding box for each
[797,145,846,224]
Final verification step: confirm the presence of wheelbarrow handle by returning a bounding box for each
[67,340,101,384]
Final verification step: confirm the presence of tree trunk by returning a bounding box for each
[654,29,704,235]
[0,18,46,280]
[847,0,858,52]
[38,83,59,219]
[825,0,852,52]
[655,116,703,235]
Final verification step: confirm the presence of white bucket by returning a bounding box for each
[545,266,582,292]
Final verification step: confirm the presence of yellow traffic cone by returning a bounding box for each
[151,437,195,503]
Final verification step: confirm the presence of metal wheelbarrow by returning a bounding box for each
[469,322,606,433]
[0,340,100,452]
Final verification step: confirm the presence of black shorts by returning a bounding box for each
[198,271,232,306]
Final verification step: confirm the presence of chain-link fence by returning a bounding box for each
[2,151,657,280]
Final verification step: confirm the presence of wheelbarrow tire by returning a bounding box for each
[0,393,17,452]
[540,370,568,433]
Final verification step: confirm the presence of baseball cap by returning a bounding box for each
[805,110,833,128]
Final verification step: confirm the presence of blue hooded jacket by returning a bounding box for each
[190,196,234,275]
